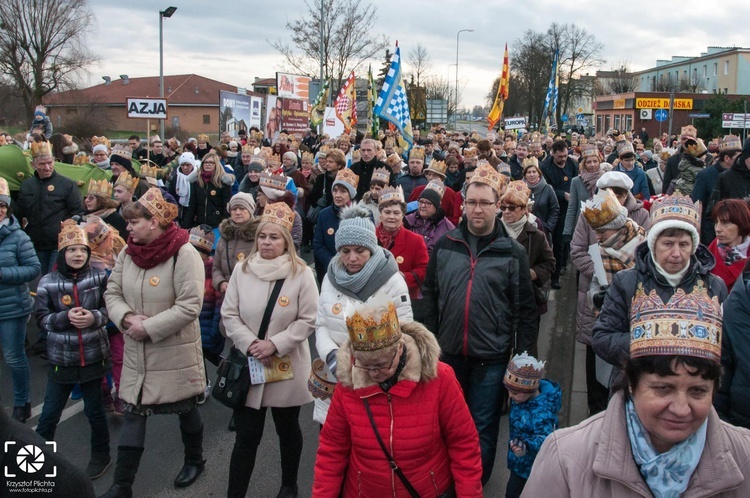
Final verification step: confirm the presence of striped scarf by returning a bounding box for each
[599,220,646,284]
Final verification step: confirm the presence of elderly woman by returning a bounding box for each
[523,157,559,244]
[221,201,318,498]
[592,195,727,392]
[83,179,127,240]
[563,144,603,241]
[184,152,232,229]
[404,179,455,257]
[708,199,750,291]
[313,297,482,497]
[0,178,41,423]
[103,188,207,495]
[524,293,750,496]
[313,204,412,425]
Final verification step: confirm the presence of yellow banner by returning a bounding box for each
[635,98,693,110]
[613,99,626,109]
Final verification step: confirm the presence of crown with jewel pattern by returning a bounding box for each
[114,171,139,191]
[110,144,132,160]
[630,280,721,364]
[502,180,531,206]
[371,167,391,185]
[259,171,288,191]
[409,146,425,161]
[241,143,255,154]
[469,162,505,195]
[379,185,405,205]
[649,194,701,232]
[86,179,113,199]
[503,352,546,393]
[261,201,295,232]
[58,219,88,250]
[30,141,53,158]
[424,179,446,199]
[616,140,634,157]
[425,159,447,178]
[581,144,598,159]
[346,296,401,352]
[334,168,359,190]
[581,188,623,229]
[720,135,742,153]
[136,187,178,225]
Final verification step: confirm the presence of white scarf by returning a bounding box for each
[652,257,691,287]
[501,215,528,240]
[175,170,192,207]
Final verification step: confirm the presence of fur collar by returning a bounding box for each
[218,217,259,242]
[336,321,441,390]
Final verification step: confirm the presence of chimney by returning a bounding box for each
[102,76,111,85]
[119,75,129,85]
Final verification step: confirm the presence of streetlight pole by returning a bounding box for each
[455,29,473,126]
[159,6,177,140]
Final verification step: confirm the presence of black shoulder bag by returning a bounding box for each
[362,398,421,498]
[213,279,285,409]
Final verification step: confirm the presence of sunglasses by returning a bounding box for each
[500,204,522,212]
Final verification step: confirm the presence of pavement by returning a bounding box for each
[1,257,586,497]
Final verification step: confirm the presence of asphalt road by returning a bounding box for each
[1,261,579,497]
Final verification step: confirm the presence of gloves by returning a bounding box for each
[593,286,609,309]
[326,349,338,377]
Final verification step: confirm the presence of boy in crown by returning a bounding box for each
[503,352,561,498]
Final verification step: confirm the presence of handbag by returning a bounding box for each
[306,196,329,223]
[213,279,285,408]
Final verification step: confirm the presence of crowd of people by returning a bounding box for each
[2,117,750,497]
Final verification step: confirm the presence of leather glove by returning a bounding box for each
[593,286,609,310]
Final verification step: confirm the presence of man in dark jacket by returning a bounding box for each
[661,124,697,193]
[350,138,394,200]
[422,163,538,486]
[709,137,750,206]
[507,142,528,180]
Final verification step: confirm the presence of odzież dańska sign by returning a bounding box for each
[126,98,168,120]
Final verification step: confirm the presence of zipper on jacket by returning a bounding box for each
[447,235,479,356]
[430,469,439,494]
[388,393,396,496]
[357,471,361,497]
[72,282,85,367]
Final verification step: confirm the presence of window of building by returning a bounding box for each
[703,65,707,77]
[614,114,621,130]
[724,61,729,75]
[597,115,603,134]
[604,115,611,131]
[713,63,718,76]
[625,114,633,132]
[203,114,210,124]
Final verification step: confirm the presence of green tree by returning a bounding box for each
[700,94,748,141]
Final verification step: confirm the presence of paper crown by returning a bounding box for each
[346,297,401,352]
[188,225,215,254]
[617,140,635,157]
[503,352,546,393]
[683,137,708,158]
[385,154,402,168]
[250,155,267,168]
[58,219,88,250]
[241,144,255,154]
[352,149,361,161]
[503,180,531,206]
[136,187,178,225]
[424,179,446,200]
[581,188,623,229]
[261,201,295,232]
[198,134,209,142]
[308,358,337,400]
[249,131,262,141]
[630,280,721,364]
[87,179,113,199]
[680,125,697,138]
[371,167,391,185]
[581,144,598,159]
[379,185,405,205]
[111,144,132,160]
[469,162,505,194]
[426,160,447,177]
[463,147,478,158]
[84,217,111,246]
[267,153,281,166]
[649,194,701,233]
[140,163,160,179]
[498,162,511,176]
[0,177,9,198]
[259,171,288,191]
[114,171,139,191]
[30,141,53,158]
[720,135,742,153]
[91,136,110,148]
[409,146,425,160]
[73,153,90,165]
[317,145,330,155]
[301,151,314,163]
[384,137,396,147]
[334,168,359,190]
[522,157,539,172]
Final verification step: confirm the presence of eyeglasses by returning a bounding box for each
[354,348,399,372]
[465,200,495,209]
[499,204,522,212]
[203,161,216,165]
[417,199,434,206]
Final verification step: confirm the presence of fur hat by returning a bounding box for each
[335,203,377,253]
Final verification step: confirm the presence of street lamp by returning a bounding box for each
[455,29,473,125]
[159,6,177,139]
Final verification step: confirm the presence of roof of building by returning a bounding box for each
[44,74,240,106]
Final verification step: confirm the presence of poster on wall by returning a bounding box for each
[323,106,344,138]
[280,98,309,135]
[219,91,251,138]
[265,95,281,143]
[249,96,262,129]
[276,72,311,100]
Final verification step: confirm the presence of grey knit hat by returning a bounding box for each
[335,203,378,253]
[228,192,256,214]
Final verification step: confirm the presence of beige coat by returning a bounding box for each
[221,253,317,409]
[523,391,750,497]
[104,242,206,406]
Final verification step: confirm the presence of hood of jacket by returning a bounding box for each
[335,320,440,390]
[633,241,715,285]
[0,214,21,241]
[732,154,750,173]
[218,217,260,242]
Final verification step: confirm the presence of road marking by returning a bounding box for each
[31,400,85,431]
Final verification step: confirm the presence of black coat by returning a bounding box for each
[710,155,750,204]
[350,158,395,200]
[184,180,231,229]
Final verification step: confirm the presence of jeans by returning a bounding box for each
[442,355,506,485]
[0,316,31,406]
[36,377,110,457]
[505,471,527,498]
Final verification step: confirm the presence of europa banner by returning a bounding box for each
[280,98,310,135]
[219,91,252,138]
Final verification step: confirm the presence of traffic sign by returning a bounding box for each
[126,97,168,120]
[689,113,710,119]
[579,119,588,127]
[654,109,668,122]
[561,114,569,123]
[576,113,585,121]
[722,113,750,129]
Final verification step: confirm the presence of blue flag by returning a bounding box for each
[542,50,559,130]
[374,44,413,147]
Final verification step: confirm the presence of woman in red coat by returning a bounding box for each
[708,199,750,291]
[313,298,482,498]
[375,187,429,320]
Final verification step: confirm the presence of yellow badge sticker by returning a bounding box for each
[278,296,290,307]
[396,256,404,264]
[563,176,569,182]
[149,276,160,286]
[210,190,216,196]
[61,295,72,306]
[332,303,342,315]
[327,228,335,236]
[237,252,245,261]
[47,185,55,192]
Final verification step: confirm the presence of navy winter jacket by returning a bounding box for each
[0,215,41,320]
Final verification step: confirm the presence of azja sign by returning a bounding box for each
[126,98,168,119]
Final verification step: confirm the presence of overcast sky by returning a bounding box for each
[86,0,750,109]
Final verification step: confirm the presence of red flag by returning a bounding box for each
[487,43,510,130]
[334,71,357,133]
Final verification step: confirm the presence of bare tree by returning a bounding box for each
[424,75,458,121]
[595,62,639,95]
[406,43,431,89]
[510,30,555,128]
[270,0,389,93]
[0,0,96,118]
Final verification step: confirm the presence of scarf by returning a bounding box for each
[200,170,214,185]
[379,343,408,393]
[283,161,298,175]
[328,245,387,295]
[175,171,191,207]
[125,223,189,269]
[328,249,399,301]
[86,208,116,220]
[501,215,528,240]
[717,237,750,267]
[376,224,399,250]
[526,176,548,196]
[95,159,110,169]
[580,169,603,196]
[301,169,312,179]
[652,258,691,288]
[625,398,706,498]
[600,220,646,283]
[243,252,294,281]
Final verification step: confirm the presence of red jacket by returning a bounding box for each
[313,322,482,498]
[409,184,462,226]
[709,239,747,291]
[378,225,429,300]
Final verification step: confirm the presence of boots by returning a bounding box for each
[98,446,144,498]
[11,402,31,423]
[174,425,206,488]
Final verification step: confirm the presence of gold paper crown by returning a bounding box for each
[188,225,215,254]
[379,185,405,205]
[91,136,110,148]
[346,300,401,352]
[301,151,314,163]
[0,177,9,198]
[579,137,589,145]
[308,358,337,400]
[463,147,478,158]
[649,194,701,233]
[371,167,391,185]
[241,143,255,154]
[424,179,446,200]
[261,201,295,232]
[136,187,178,225]
[351,149,361,161]
[720,135,742,153]
[503,352,546,393]
[617,140,634,157]
[684,137,707,158]
[426,160,447,177]
[581,188,623,229]
[249,131,262,141]
[409,146,425,161]
[267,153,281,167]
[522,157,539,171]
[84,217,111,246]
[680,125,697,138]
[250,155,267,168]
[630,280,721,364]
[318,145,330,155]
[260,171,288,191]
[502,180,531,206]
[198,134,209,142]
[470,163,505,194]
[385,154,402,168]
[111,144,132,160]
[385,137,396,147]
[334,168,360,190]
[58,219,88,250]
[581,144,598,158]
[140,163,160,179]
[114,171,139,191]
[30,141,53,158]
[73,153,90,165]
[86,179,113,199]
